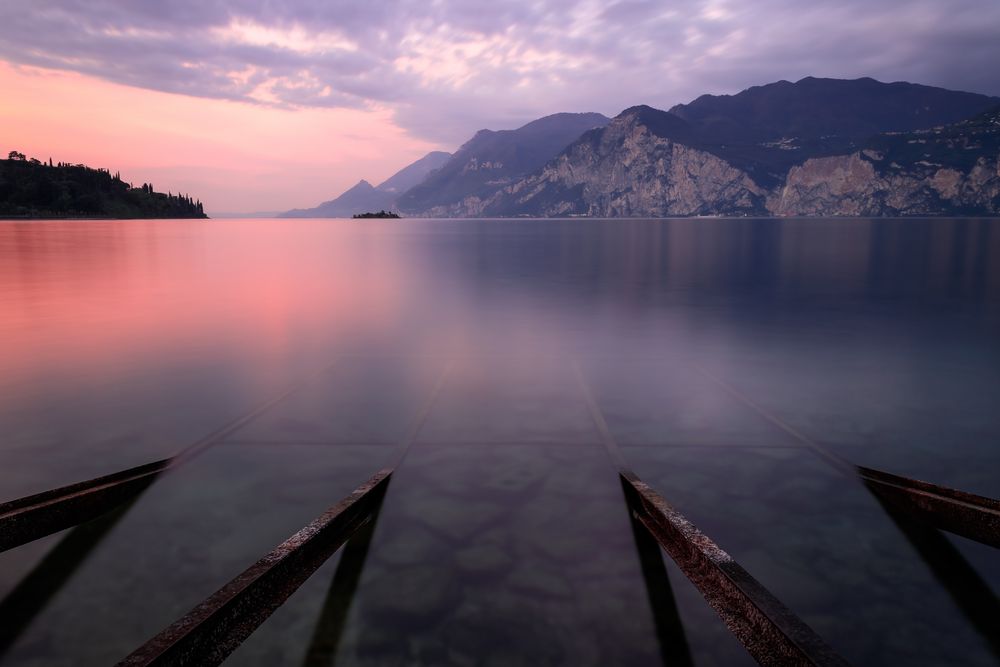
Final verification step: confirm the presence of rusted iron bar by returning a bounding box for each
[701,369,1000,550]
[0,459,170,553]
[302,511,381,667]
[572,362,850,666]
[622,473,850,666]
[0,499,141,659]
[117,470,391,667]
[858,466,1000,549]
[0,367,335,553]
[872,494,1000,661]
[627,503,694,667]
[117,362,454,666]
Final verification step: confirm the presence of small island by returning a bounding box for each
[352,210,401,219]
[1,151,207,219]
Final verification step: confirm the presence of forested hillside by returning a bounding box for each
[0,152,207,219]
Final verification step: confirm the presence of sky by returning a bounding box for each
[2,0,999,214]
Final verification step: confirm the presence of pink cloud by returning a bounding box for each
[0,62,442,212]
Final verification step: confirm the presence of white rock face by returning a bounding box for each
[482,113,767,217]
[426,107,1000,218]
[769,154,881,216]
[771,153,1000,216]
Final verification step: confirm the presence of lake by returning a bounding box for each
[0,217,998,666]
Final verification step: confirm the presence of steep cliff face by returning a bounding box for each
[397,112,609,215]
[482,108,767,217]
[388,79,1000,218]
[769,154,880,215]
[770,107,1000,216]
[770,153,1000,216]
[482,103,1000,218]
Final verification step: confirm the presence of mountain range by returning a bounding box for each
[280,151,451,218]
[396,112,610,216]
[283,77,1000,218]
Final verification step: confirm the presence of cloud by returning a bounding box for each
[2,0,999,144]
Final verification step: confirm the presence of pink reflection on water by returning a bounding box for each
[0,220,405,397]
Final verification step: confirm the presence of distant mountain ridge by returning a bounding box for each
[472,78,1000,217]
[280,113,610,219]
[396,112,610,215]
[377,151,451,194]
[670,76,997,143]
[480,89,1000,217]
[665,76,1000,186]
[282,77,1000,219]
[280,150,451,218]
[772,105,1000,216]
[281,179,390,219]
[480,106,769,217]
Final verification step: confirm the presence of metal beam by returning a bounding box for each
[622,473,850,667]
[0,498,143,659]
[116,361,454,666]
[871,494,1000,661]
[117,470,391,667]
[701,369,1000,550]
[0,459,170,553]
[301,510,381,667]
[0,367,335,553]
[626,499,694,667]
[572,362,850,666]
[858,466,1000,549]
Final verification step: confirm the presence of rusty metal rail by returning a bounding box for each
[301,511,382,667]
[114,362,453,666]
[872,492,1000,659]
[622,473,850,666]
[0,498,142,659]
[0,367,335,554]
[0,459,170,553]
[857,465,1000,549]
[627,505,694,667]
[572,363,850,666]
[15,354,992,665]
[117,470,391,667]
[701,369,1000,549]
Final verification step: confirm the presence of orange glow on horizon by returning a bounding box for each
[0,61,441,213]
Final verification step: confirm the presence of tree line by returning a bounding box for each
[1,150,207,219]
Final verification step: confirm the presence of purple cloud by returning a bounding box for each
[2,0,999,143]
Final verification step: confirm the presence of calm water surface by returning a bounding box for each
[0,218,998,666]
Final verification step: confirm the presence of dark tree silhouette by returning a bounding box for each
[0,156,208,219]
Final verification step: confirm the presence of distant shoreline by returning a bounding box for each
[4,214,998,222]
[243,214,1000,220]
[0,215,209,220]
[352,210,401,219]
